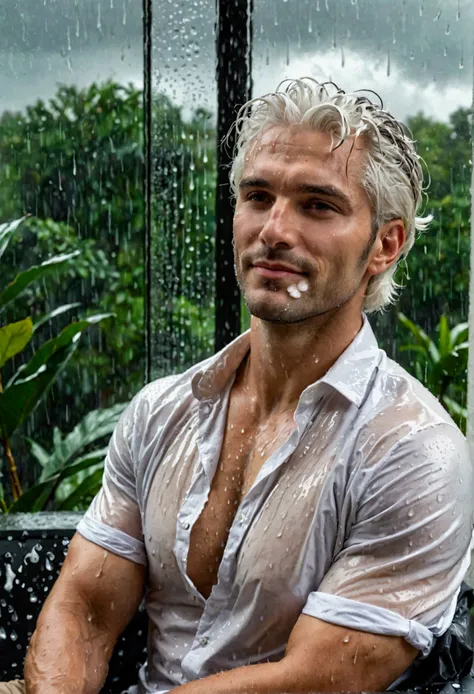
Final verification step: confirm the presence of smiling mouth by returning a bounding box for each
[252,265,304,279]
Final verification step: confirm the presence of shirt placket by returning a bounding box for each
[180,394,318,677]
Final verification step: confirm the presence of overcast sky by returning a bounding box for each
[0,0,472,124]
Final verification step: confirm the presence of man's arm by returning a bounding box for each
[24,533,146,694]
[173,616,417,693]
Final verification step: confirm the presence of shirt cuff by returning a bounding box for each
[77,515,147,566]
[303,591,434,656]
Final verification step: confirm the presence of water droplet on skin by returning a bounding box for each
[343,636,350,643]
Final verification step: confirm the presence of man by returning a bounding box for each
[8,78,473,693]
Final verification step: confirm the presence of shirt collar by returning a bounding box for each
[191,313,380,408]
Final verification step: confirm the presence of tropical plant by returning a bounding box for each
[397,312,468,432]
[7,402,127,513]
[0,217,113,511]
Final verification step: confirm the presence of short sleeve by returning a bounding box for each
[76,393,147,565]
[303,422,474,655]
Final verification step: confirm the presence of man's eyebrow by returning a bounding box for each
[238,178,353,210]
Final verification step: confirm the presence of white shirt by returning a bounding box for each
[77,313,473,693]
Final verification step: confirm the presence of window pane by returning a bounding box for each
[252,0,472,432]
[150,0,216,379]
[0,0,144,496]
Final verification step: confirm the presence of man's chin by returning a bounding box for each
[244,299,312,325]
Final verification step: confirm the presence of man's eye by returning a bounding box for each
[246,192,269,203]
[307,200,333,211]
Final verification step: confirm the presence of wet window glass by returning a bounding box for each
[149,0,217,378]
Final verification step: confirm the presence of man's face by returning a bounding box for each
[233,125,380,324]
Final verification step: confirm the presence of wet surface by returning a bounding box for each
[0,513,147,691]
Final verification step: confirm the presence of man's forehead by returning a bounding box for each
[244,126,366,182]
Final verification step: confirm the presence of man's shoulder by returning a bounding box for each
[371,352,459,429]
[129,353,215,419]
[352,351,467,477]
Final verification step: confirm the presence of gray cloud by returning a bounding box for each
[0,0,472,122]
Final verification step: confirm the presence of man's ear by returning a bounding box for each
[367,219,406,278]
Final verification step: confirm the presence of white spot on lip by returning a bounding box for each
[288,279,309,298]
[287,284,301,298]
[297,280,309,292]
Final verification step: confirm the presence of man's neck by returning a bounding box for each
[239,307,364,419]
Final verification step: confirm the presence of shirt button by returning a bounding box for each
[181,520,190,530]
[199,636,209,646]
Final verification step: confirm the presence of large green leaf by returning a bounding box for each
[0,250,80,310]
[33,302,81,333]
[8,478,58,513]
[0,317,33,369]
[58,467,104,511]
[9,447,108,513]
[0,217,27,260]
[56,448,108,480]
[12,313,113,385]
[0,340,77,439]
[39,402,126,481]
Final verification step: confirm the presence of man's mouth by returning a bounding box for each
[252,262,304,279]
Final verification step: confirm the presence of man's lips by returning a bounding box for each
[252,263,304,279]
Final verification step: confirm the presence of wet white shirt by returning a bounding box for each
[77,313,473,694]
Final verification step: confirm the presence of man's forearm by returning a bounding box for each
[173,660,307,694]
[24,594,114,694]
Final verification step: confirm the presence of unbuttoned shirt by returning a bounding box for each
[77,313,473,694]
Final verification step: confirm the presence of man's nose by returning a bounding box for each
[258,198,296,248]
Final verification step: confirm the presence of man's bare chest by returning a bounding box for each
[187,403,296,599]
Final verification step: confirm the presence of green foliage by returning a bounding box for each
[397,313,468,432]
[8,402,127,513]
[0,318,33,368]
[0,217,113,510]
[396,108,472,330]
